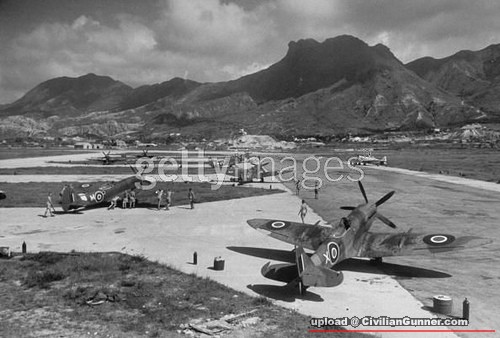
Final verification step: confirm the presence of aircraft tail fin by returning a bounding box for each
[295,246,343,288]
[60,185,74,212]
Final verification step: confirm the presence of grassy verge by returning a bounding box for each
[0,166,218,175]
[0,148,95,160]
[0,252,363,337]
[0,181,282,208]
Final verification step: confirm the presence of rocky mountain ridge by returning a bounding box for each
[1,35,496,139]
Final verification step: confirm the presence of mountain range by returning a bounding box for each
[1,35,499,140]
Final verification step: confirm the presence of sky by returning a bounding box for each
[1,0,499,104]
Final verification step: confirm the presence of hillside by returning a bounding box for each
[406,44,500,121]
[0,35,492,139]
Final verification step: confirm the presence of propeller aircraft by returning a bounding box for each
[246,181,489,294]
[210,155,281,185]
[90,151,128,165]
[59,166,151,212]
[351,150,387,166]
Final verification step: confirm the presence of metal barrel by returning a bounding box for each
[433,295,453,315]
[213,257,225,271]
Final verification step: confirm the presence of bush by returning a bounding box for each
[24,269,66,288]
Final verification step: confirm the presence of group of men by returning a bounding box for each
[108,189,136,210]
[295,179,320,199]
[155,187,196,210]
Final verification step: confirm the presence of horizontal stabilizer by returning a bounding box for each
[261,262,299,283]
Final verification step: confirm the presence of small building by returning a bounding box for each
[74,142,92,149]
[115,140,127,148]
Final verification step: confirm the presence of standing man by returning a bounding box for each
[165,188,173,210]
[129,190,136,208]
[43,192,56,217]
[314,183,319,199]
[298,200,308,223]
[188,188,195,209]
[122,190,129,209]
[295,179,301,196]
[156,189,164,210]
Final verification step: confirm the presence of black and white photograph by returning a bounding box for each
[0,0,498,336]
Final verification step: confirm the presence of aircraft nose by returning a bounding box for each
[247,218,267,229]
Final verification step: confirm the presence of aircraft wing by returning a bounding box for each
[247,219,335,251]
[357,232,491,258]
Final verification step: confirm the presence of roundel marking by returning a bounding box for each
[423,234,455,246]
[94,190,105,202]
[327,242,340,264]
[430,235,448,243]
[270,221,286,229]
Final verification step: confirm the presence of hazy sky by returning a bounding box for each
[1,0,499,104]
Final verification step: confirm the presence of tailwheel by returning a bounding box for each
[370,257,383,265]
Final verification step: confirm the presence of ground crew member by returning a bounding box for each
[165,189,173,210]
[129,190,136,208]
[298,199,307,223]
[314,183,319,199]
[188,188,195,209]
[156,189,164,210]
[295,179,301,196]
[108,195,119,210]
[122,190,129,209]
[43,192,56,217]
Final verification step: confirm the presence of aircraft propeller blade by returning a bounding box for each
[340,206,355,210]
[376,212,397,228]
[358,181,368,203]
[375,191,395,207]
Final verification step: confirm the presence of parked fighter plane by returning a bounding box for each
[89,151,128,165]
[351,151,387,166]
[59,167,150,212]
[247,181,488,294]
[211,155,280,184]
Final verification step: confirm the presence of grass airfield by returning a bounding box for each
[0,148,498,337]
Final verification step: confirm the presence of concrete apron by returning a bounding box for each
[0,187,458,337]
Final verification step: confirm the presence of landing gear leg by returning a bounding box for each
[298,281,308,295]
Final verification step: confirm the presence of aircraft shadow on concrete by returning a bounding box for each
[336,259,452,279]
[227,246,295,263]
[227,246,451,279]
[247,284,324,302]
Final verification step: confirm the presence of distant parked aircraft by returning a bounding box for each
[351,151,387,166]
